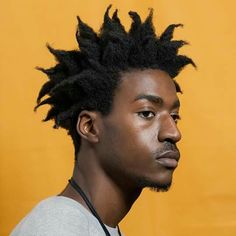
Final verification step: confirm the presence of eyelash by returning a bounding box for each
[137,111,181,123]
[137,111,155,119]
[171,114,181,123]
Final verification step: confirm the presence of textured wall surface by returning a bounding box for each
[1,1,236,235]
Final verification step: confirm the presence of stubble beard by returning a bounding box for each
[137,176,172,192]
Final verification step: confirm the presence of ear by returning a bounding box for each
[76,110,100,144]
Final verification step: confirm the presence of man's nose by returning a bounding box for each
[158,115,182,143]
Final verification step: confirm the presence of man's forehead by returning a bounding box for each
[133,94,180,109]
[116,69,179,104]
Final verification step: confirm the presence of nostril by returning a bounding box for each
[157,114,182,143]
[158,126,181,143]
[164,138,176,144]
[162,140,178,151]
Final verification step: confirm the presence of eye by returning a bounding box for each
[137,111,155,119]
[171,114,181,123]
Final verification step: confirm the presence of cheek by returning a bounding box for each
[101,113,161,163]
[126,118,160,155]
[108,122,158,164]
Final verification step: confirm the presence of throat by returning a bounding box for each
[59,154,142,227]
[59,176,141,228]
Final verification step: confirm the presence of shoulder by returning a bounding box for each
[10,196,90,236]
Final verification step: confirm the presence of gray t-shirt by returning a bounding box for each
[10,196,122,236]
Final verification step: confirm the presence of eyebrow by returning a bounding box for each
[172,99,180,109]
[133,94,180,109]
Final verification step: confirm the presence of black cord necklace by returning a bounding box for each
[68,178,122,236]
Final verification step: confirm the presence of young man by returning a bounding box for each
[11,5,195,236]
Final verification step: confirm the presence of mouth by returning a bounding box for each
[155,150,180,169]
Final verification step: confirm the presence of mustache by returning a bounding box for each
[153,142,179,156]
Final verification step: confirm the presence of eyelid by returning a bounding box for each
[136,105,155,112]
[171,113,181,122]
[137,110,156,119]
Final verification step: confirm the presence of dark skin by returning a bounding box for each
[60,69,181,227]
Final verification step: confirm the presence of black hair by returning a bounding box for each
[35,5,195,155]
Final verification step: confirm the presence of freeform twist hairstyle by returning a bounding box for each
[35,5,195,155]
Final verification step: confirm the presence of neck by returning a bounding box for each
[59,149,142,227]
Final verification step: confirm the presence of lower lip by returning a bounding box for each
[156,158,178,168]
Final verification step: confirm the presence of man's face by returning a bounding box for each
[97,69,181,191]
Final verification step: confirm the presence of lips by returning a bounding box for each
[155,150,180,168]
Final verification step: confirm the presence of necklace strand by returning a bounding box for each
[68,178,122,236]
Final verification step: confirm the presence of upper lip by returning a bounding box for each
[156,150,180,162]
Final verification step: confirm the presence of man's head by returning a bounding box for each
[88,69,182,192]
[35,6,194,191]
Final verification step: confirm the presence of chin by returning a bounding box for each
[149,184,171,192]
[137,172,173,192]
[147,180,172,192]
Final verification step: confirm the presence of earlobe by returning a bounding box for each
[76,111,100,143]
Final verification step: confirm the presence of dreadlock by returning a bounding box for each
[35,5,195,155]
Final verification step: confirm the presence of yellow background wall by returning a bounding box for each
[1,1,236,235]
